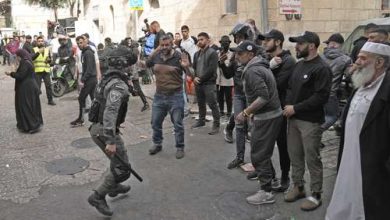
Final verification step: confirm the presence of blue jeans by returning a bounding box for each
[321,95,339,130]
[233,94,247,159]
[151,91,185,148]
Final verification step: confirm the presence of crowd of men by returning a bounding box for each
[134,20,390,220]
[6,19,390,219]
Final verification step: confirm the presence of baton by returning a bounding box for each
[114,154,143,182]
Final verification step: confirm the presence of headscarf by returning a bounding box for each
[16,49,32,62]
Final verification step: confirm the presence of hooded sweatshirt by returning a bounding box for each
[321,48,352,97]
[243,56,282,119]
[81,46,97,82]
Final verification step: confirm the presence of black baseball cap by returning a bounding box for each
[324,33,344,44]
[289,31,320,47]
[258,29,284,42]
[230,40,258,53]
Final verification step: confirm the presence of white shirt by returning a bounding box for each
[180,37,198,63]
[216,50,234,86]
[326,73,385,220]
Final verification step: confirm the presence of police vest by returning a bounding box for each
[33,47,51,73]
[89,72,129,126]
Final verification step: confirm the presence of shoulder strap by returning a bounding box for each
[191,36,198,45]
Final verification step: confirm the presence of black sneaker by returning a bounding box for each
[247,171,258,180]
[191,120,205,129]
[227,158,244,169]
[108,184,131,197]
[175,148,185,159]
[70,118,84,127]
[149,144,162,155]
[87,191,113,216]
[271,178,282,192]
[208,125,220,135]
[280,177,290,192]
[48,100,56,106]
[224,127,233,143]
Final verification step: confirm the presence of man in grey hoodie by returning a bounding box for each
[320,33,352,131]
[232,41,283,205]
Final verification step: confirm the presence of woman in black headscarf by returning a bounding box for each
[5,49,43,133]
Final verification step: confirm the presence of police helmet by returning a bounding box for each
[230,23,252,38]
[106,45,137,70]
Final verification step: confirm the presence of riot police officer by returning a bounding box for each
[87,45,137,216]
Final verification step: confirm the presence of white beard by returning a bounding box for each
[352,63,376,88]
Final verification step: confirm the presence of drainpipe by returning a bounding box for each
[260,0,269,33]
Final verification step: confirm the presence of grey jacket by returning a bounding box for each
[243,56,282,120]
[320,48,352,97]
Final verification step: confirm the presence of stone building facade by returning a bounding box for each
[10,0,388,45]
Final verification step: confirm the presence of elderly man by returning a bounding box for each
[326,42,390,220]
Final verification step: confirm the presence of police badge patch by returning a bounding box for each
[109,90,122,103]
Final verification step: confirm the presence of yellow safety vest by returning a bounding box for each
[33,47,51,73]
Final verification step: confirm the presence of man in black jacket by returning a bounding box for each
[259,29,296,192]
[22,35,33,54]
[350,23,378,63]
[70,35,98,126]
[283,31,332,211]
[191,32,220,135]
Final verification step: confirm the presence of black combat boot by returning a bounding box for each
[108,184,131,197]
[87,191,113,216]
[149,144,162,155]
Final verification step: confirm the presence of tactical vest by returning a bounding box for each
[33,47,51,73]
[89,72,129,127]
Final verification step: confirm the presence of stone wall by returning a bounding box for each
[11,0,70,36]
[136,0,262,43]
[268,0,383,49]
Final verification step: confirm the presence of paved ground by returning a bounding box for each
[0,65,339,220]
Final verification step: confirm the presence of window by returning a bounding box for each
[383,0,390,10]
[149,0,160,9]
[225,0,237,14]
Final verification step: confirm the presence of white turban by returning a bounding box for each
[360,42,390,57]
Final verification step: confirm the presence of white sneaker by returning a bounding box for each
[246,190,275,205]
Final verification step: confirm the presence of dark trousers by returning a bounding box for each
[2,54,9,65]
[321,95,339,130]
[195,84,220,126]
[89,123,129,196]
[78,78,97,119]
[217,85,233,115]
[274,116,290,179]
[35,71,53,102]
[233,94,248,159]
[132,78,148,105]
[251,116,283,192]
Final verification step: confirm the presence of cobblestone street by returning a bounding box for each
[0,64,340,220]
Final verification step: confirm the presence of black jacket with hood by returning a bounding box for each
[269,50,296,107]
